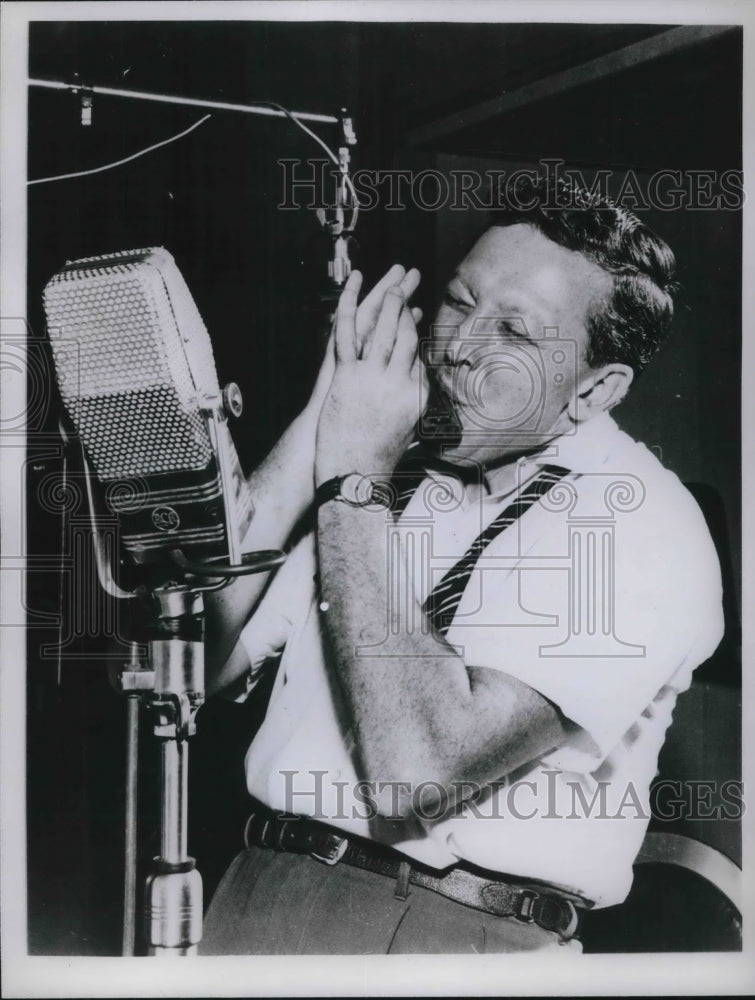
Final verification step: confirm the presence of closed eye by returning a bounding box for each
[497,319,530,340]
[443,290,473,312]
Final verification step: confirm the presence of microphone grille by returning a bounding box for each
[44,248,220,481]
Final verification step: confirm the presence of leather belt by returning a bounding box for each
[243,807,585,941]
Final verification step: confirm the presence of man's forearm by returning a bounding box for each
[204,413,316,680]
[316,499,568,816]
[316,500,476,808]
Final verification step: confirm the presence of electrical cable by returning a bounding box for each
[259,100,359,230]
[28,114,212,186]
[27,86,360,227]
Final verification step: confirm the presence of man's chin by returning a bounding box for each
[418,435,549,471]
[424,442,473,465]
[416,438,483,471]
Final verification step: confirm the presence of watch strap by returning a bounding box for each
[315,473,393,510]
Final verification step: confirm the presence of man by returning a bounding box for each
[200,177,724,954]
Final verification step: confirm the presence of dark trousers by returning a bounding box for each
[201,846,579,955]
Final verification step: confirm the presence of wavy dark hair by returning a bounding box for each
[489,174,677,375]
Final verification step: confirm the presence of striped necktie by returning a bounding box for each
[419,464,571,637]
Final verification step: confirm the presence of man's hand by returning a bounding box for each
[315,270,429,483]
[302,265,422,428]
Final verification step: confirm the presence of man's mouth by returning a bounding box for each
[429,364,460,401]
[419,376,464,444]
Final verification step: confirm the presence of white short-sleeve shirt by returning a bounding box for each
[238,414,724,907]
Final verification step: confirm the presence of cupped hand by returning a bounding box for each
[304,265,423,422]
[315,270,429,484]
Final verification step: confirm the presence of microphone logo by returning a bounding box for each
[151,506,181,532]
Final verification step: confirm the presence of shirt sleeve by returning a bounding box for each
[446,478,725,768]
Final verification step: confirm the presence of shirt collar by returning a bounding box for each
[527,411,620,475]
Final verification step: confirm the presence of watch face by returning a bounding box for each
[339,473,374,506]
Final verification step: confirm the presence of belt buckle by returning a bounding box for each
[515,888,539,923]
[311,833,348,866]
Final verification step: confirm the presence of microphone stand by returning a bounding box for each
[139,586,206,956]
[81,391,285,956]
[120,642,150,957]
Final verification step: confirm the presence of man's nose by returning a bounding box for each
[433,315,477,368]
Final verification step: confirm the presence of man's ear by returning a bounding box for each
[567,364,634,423]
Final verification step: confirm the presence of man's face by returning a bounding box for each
[424,223,614,467]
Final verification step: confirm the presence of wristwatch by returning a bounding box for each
[315,473,393,510]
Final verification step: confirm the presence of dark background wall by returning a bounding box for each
[24,20,741,955]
